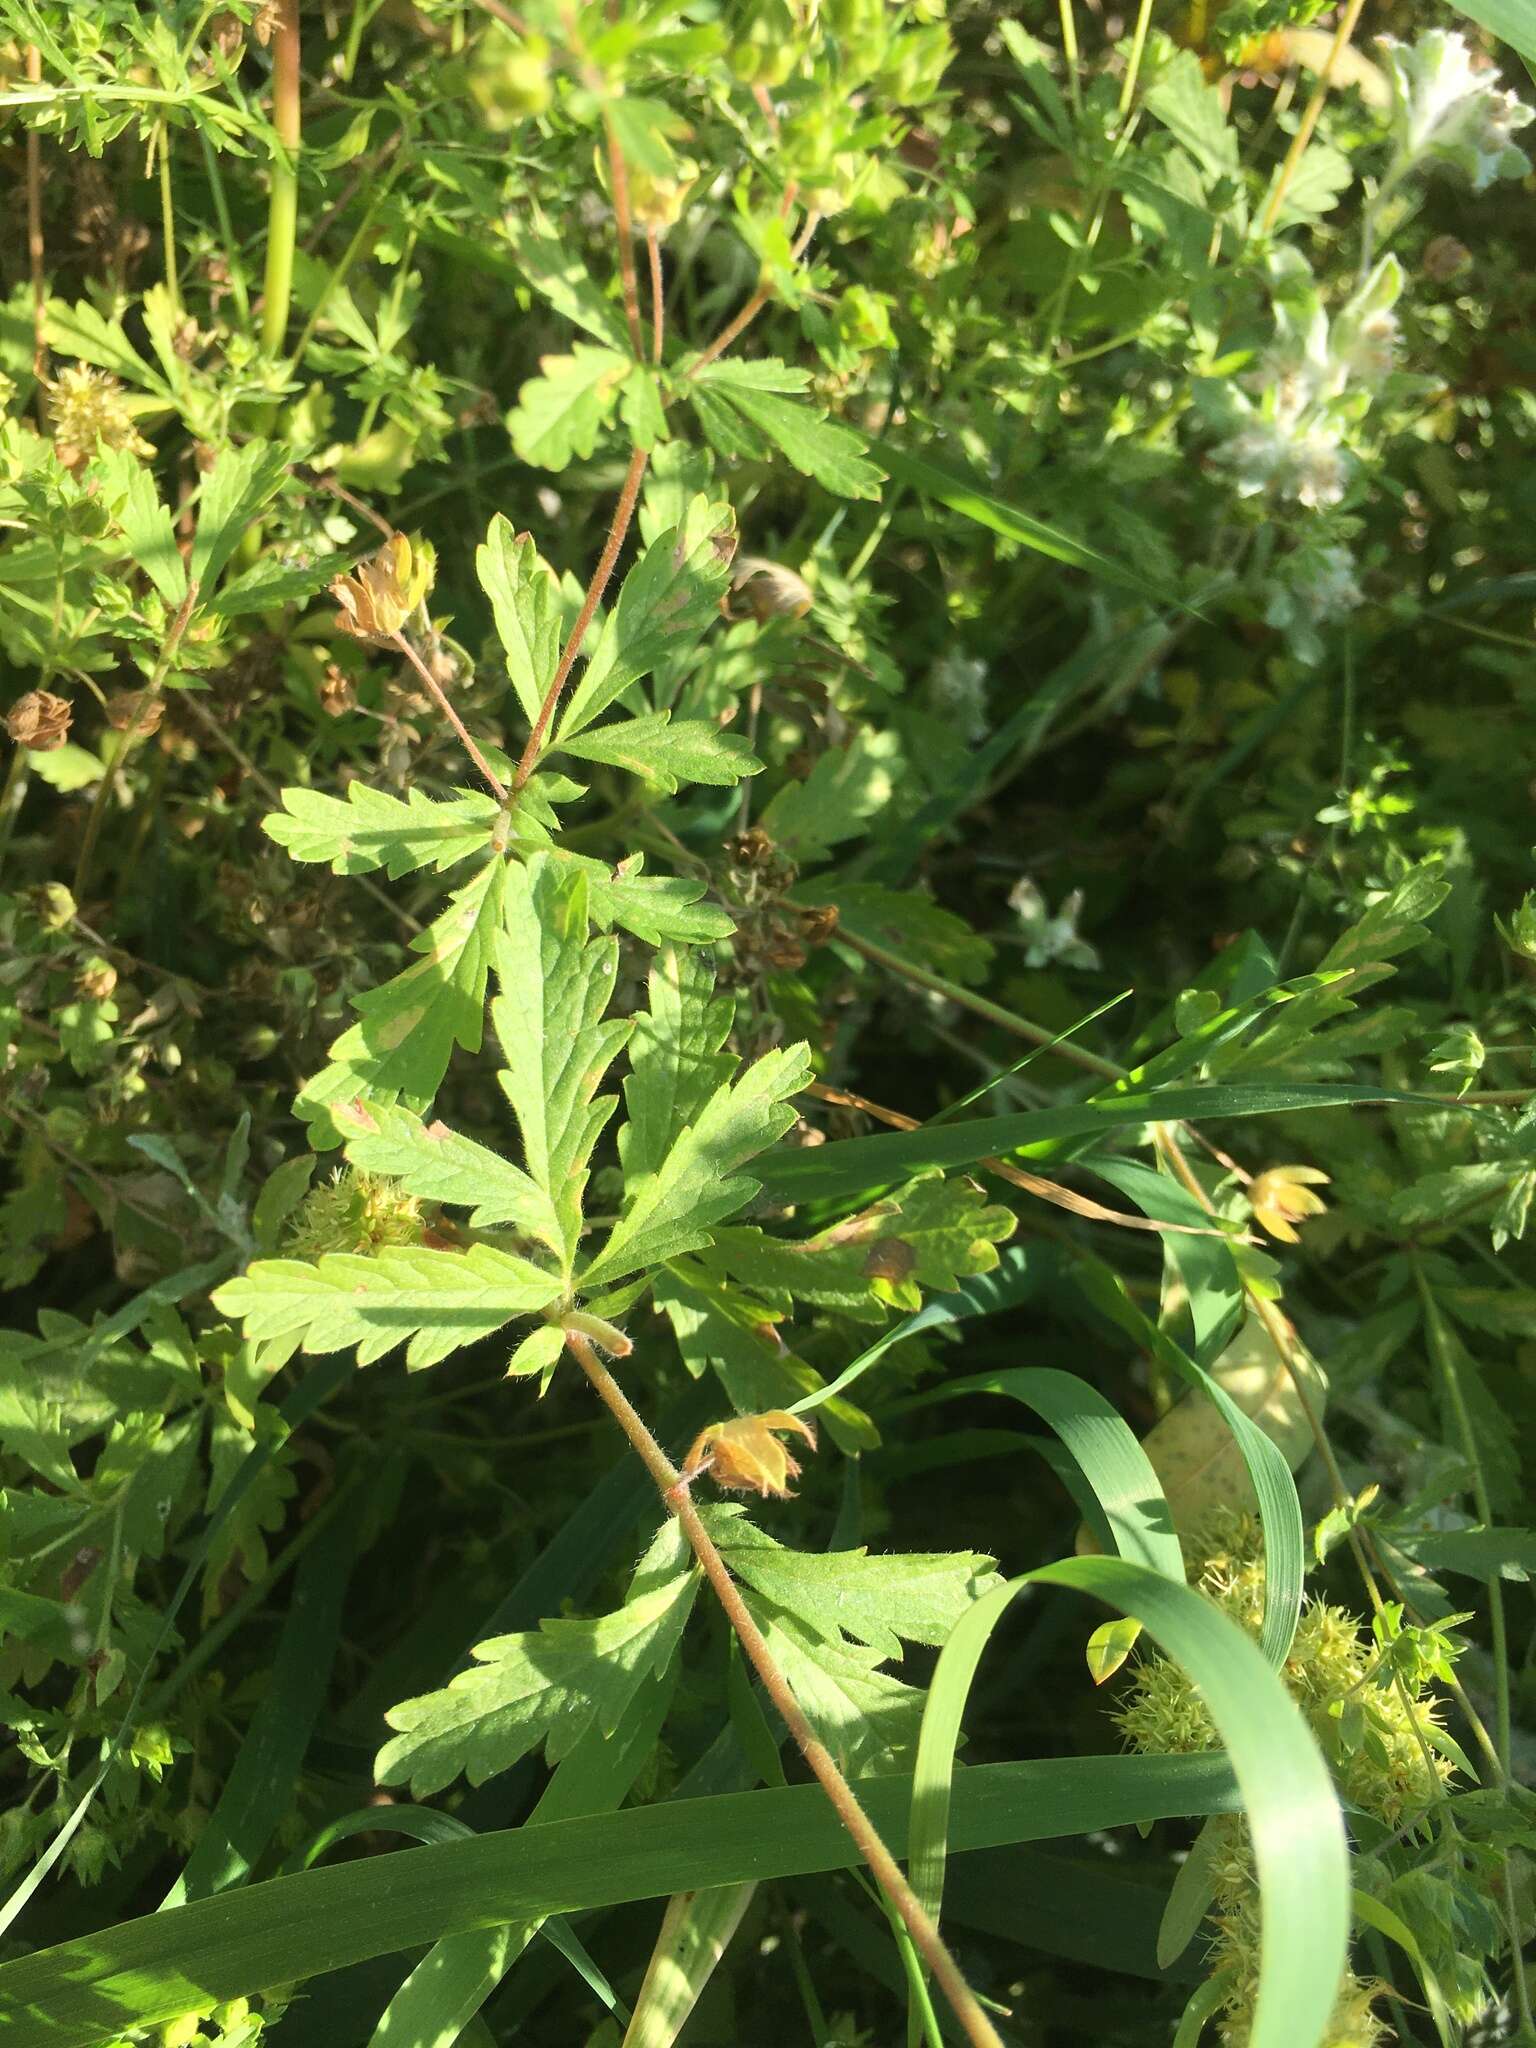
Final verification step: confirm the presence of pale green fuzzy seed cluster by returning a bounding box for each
[1116,1511,1453,2048]
[284,1168,424,1260]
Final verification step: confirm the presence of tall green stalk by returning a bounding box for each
[261,0,302,359]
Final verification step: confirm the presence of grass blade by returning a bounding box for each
[0,1752,1244,2046]
[758,1083,1428,1205]
[911,1559,1348,2048]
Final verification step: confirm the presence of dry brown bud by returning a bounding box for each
[729,557,814,622]
[104,690,165,738]
[76,957,118,1001]
[318,663,357,718]
[7,690,72,752]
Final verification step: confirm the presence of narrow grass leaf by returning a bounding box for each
[0,1752,1245,2046]
[910,1558,1347,2048]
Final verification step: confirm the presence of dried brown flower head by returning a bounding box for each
[728,556,814,621]
[104,690,165,738]
[331,535,435,642]
[6,690,72,752]
[683,1410,817,1499]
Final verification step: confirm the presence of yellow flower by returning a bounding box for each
[1248,1164,1331,1244]
[683,1410,817,1499]
[330,534,434,641]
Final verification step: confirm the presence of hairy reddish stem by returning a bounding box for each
[507,442,649,797]
[388,631,509,801]
[564,1332,1005,2048]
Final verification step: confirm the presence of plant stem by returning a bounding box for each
[157,121,180,320]
[687,285,772,380]
[508,442,649,797]
[73,579,200,903]
[645,225,665,364]
[387,631,509,800]
[262,0,302,356]
[836,926,1124,1080]
[604,114,645,358]
[1116,0,1156,120]
[1257,0,1369,235]
[25,43,46,404]
[563,1332,1005,2048]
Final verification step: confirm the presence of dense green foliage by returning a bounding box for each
[3,1,1536,2043]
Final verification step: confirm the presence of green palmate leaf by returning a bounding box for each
[190,440,291,593]
[506,346,632,471]
[333,1102,551,1237]
[501,211,629,348]
[706,1506,996,1660]
[263,785,500,878]
[210,551,356,619]
[762,1619,931,1773]
[376,1523,699,1797]
[491,857,634,1276]
[557,709,760,792]
[619,946,736,1188]
[577,855,737,945]
[758,729,902,862]
[44,297,169,391]
[1143,47,1239,183]
[96,449,184,607]
[619,367,668,451]
[702,1175,1014,1320]
[690,358,882,500]
[1316,862,1451,975]
[297,855,510,1145]
[696,1229,885,1322]
[210,1242,562,1372]
[557,497,737,740]
[581,1040,813,1291]
[476,517,562,730]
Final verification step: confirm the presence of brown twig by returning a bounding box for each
[604,115,645,358]
[1257,0,1369,235]
[388,631,509,801]
[508,442,649,796]
[563,1331,1005,2048]
[685,285,773,381]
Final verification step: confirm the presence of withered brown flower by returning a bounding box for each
[6,690,72,752]
[683,1410,817,1499]
[331,535,434,642]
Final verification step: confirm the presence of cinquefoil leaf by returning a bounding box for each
[211,1243,562,1372]
[557,709,761,793]
[264,785,500,879]
[376,1523,698,1797]
[477,518,562,731]
[506,346,631,472]
[333,1101,555,1241]
[296,856,510,1146]
[557,497,737,741]
[492,857,634,1277]
[582,1040,812,1291]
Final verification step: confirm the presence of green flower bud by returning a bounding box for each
[467,28,551,130]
